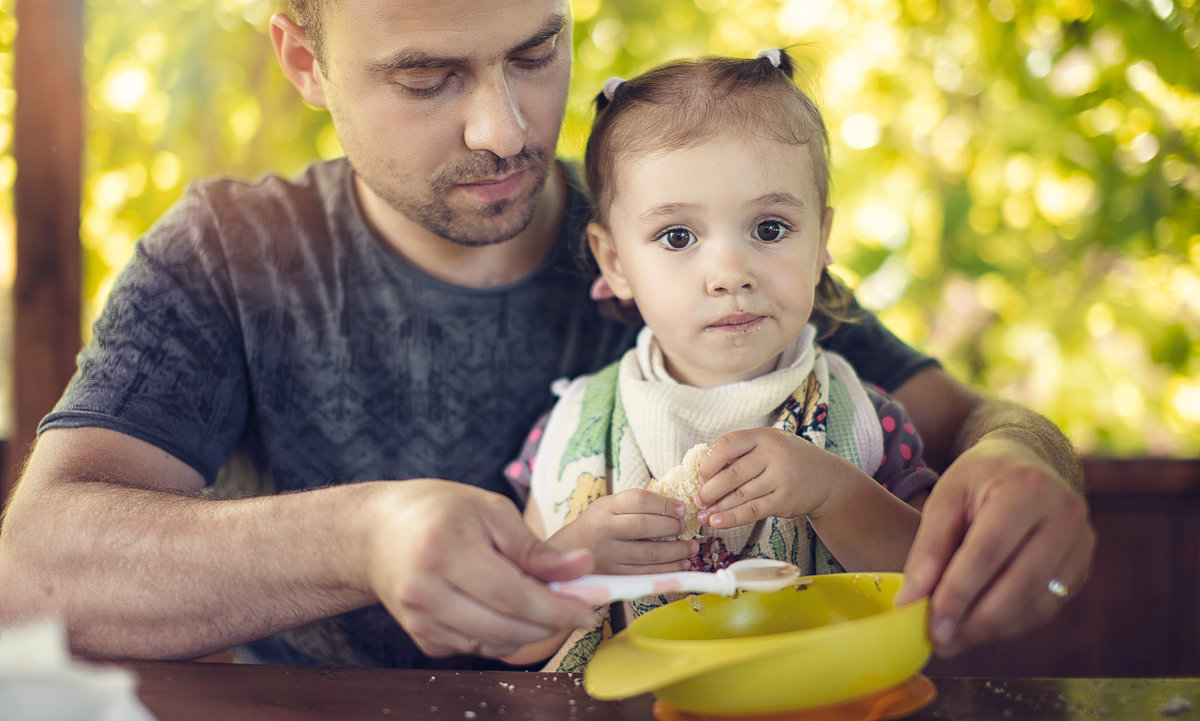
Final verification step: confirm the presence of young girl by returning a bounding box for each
[504,49,936,670]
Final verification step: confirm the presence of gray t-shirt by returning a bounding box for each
[42,158,935,668]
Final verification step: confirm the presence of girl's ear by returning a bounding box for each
[587,223,634,300]
[818,206,835,278]
[270,13,329,109]
[820,206,835,250]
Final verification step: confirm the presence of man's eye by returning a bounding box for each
[396,73,455,98]
[655,227,696,250]
[753,220,790,242]
[513,39,559,70]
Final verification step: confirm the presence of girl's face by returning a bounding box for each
[589,134,832,388]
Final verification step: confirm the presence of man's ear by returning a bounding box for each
[270,13,328,109]
[587,223,634,300]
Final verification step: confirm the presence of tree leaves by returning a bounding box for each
[47,0,1200,456]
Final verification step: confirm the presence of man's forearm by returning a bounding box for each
[953,399,1085,493]
[0,478,380,660]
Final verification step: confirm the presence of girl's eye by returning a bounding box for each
[655,227,697,250]
[753,220,791,242]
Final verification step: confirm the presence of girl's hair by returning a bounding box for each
[583,49,859,338]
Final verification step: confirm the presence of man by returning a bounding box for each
[0,0,1093,667]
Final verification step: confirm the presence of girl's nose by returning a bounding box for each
[705,242,757,295]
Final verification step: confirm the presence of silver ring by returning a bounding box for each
[1047,578,1069,599]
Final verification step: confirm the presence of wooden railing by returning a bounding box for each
[8,0,84,497]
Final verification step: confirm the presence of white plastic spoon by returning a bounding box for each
[550,558,810,606]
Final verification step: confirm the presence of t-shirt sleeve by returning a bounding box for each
[39,188,250,482]
[821,295,940,393]
[865,385,938,502]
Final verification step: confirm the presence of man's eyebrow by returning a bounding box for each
[510,12,568,54]
[368,12,567,72]
[370,49,458,73]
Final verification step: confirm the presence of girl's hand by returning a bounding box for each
[694,428,837,529]
[547,489,698,574]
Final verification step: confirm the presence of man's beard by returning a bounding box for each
[367,146,553,247]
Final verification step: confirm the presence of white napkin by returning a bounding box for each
[0,618,158,721]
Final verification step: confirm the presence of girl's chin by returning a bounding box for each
[666,364,778,389]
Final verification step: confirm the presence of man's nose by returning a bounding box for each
[462,71,526,159]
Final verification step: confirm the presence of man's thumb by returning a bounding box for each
[485,506,594,582]
[526,546,593,582]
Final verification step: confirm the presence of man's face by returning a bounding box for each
[316,0,571,246]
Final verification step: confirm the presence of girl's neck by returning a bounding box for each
[637,326,815,389]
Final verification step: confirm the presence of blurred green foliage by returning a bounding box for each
[4,0,1199,455]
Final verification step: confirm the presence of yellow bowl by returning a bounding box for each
[584,572,931,715]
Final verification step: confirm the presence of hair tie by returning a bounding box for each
[590,275,616,300]
[602,77,625,101]
[590,275,636,308]
[756,48,782,68]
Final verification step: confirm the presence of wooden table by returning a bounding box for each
[125,661,1199,721]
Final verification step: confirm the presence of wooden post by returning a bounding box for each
[5,0,84,502]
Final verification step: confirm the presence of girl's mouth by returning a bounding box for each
[708,313,765,333]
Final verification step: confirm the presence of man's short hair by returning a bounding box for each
[283,0,330,65]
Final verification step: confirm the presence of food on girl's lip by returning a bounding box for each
[646,443,709,539]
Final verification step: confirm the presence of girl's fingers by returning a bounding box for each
[698,432,757,481]
[696,454,768,508]
[612,488,687,518]
[598,539,698,574]
[609,511,686,541]
[700,487,775,528]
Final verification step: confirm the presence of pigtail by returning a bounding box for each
[594,77,625,114]
[756,48,796,79]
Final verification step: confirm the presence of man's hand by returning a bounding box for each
[546,489,696,575]
[364,481,600,660]
[894,435,1095,657]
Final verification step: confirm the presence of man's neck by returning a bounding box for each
[356,164,567,289]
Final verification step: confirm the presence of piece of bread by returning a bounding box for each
[646,443,709,539]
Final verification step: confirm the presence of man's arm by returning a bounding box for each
[0,427,593,661]
[890,368,1095,657]
[892,367,1083,489]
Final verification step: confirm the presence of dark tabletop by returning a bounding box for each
[125,661,1199,721]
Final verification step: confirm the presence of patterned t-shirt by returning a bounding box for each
[41,158,937,668]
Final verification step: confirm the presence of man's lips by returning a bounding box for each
[456,170,527,203]
[707,313,766,332]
